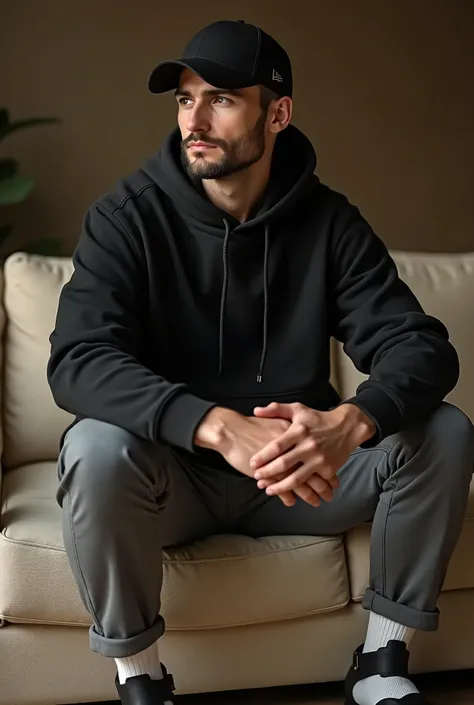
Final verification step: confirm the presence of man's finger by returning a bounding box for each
[258,475,321,506]
[258,468,318,508]
[328,474,340,490]
[254,438,318,479]
[293,483,321,507]
[251,423,306,470]
[253,402,293,420]
[278,490,297,507]
[262,470,296,507]
[260,479,321,508]
[264,465,310,494]
[306,474,335,502]
[266,466,333,497]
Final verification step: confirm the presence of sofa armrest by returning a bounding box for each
[0,264,5,510]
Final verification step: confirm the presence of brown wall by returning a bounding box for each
[2,1,473,255]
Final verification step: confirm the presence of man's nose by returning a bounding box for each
[186,104,210,134]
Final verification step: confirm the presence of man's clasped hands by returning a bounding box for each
[196,401,376,508]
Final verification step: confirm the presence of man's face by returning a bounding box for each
[176,70,269,180]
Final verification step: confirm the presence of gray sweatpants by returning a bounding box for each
[56,402,474,658]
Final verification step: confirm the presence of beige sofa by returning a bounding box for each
[1,250,473,705]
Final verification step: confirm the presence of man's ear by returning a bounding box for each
[268,97,292,134]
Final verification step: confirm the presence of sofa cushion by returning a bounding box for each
[0,462,350,629]
[2,254,74,468]
[336,251,474,422]
[346,477,474,601]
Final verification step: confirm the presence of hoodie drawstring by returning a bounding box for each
[257,225,270,383]
[219,220,269,384]
[218,220,231,378]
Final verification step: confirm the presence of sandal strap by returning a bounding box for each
[115,664,176,704]
[352,640,410,679]
[160,668,176,701]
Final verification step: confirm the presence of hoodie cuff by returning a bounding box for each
[340,386,402,448]
[158,392,217,452]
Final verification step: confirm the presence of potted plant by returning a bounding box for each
[0,108,62,256]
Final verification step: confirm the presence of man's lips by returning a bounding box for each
[188,142,217,149]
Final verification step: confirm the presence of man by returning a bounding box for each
[48,19,474,705]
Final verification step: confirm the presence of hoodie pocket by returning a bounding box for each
[212,384,341,417]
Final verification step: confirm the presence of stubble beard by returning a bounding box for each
[181,110,267,181]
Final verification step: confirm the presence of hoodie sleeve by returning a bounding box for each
[47,202,216,451]
[329,201,459,447]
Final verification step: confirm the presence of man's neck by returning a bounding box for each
[202,156,272,224]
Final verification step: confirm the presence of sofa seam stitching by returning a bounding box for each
[1,598,351,630]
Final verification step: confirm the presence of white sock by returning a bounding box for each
[114,642,172,705]
[352,612,419,705]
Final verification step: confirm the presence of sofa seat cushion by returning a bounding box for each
[346,477,474,601]
[0,462,350,629]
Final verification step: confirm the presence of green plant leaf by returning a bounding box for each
[0,223,12,245]
[0,117,61,142]
[0,158,18,181]
[0,175,35,205]
[23,237,63,256]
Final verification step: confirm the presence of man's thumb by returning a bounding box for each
[254,402,293,419]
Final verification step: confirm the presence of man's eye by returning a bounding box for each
[179,98,192,106]
[214,96,231,104]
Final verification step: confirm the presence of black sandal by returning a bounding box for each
[344,640,427,704]
[115,663,176,704]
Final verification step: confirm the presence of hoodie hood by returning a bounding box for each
[142,123,318,234]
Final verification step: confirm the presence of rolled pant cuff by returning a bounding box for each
[362,589,439,631]
[89,615,165,657]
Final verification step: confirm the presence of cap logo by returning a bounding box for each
[272,69,283,83]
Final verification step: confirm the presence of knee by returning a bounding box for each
[59,419,160,498]
[426,402,474,474]
[428,402,474,445]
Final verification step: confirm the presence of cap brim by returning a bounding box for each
[148,57,254,94]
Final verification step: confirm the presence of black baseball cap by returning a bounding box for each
[148,20,292,99]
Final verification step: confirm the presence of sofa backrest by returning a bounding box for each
[1,250,473,468]
[2,255,74,468]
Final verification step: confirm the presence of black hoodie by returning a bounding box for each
[48,124,459,470]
